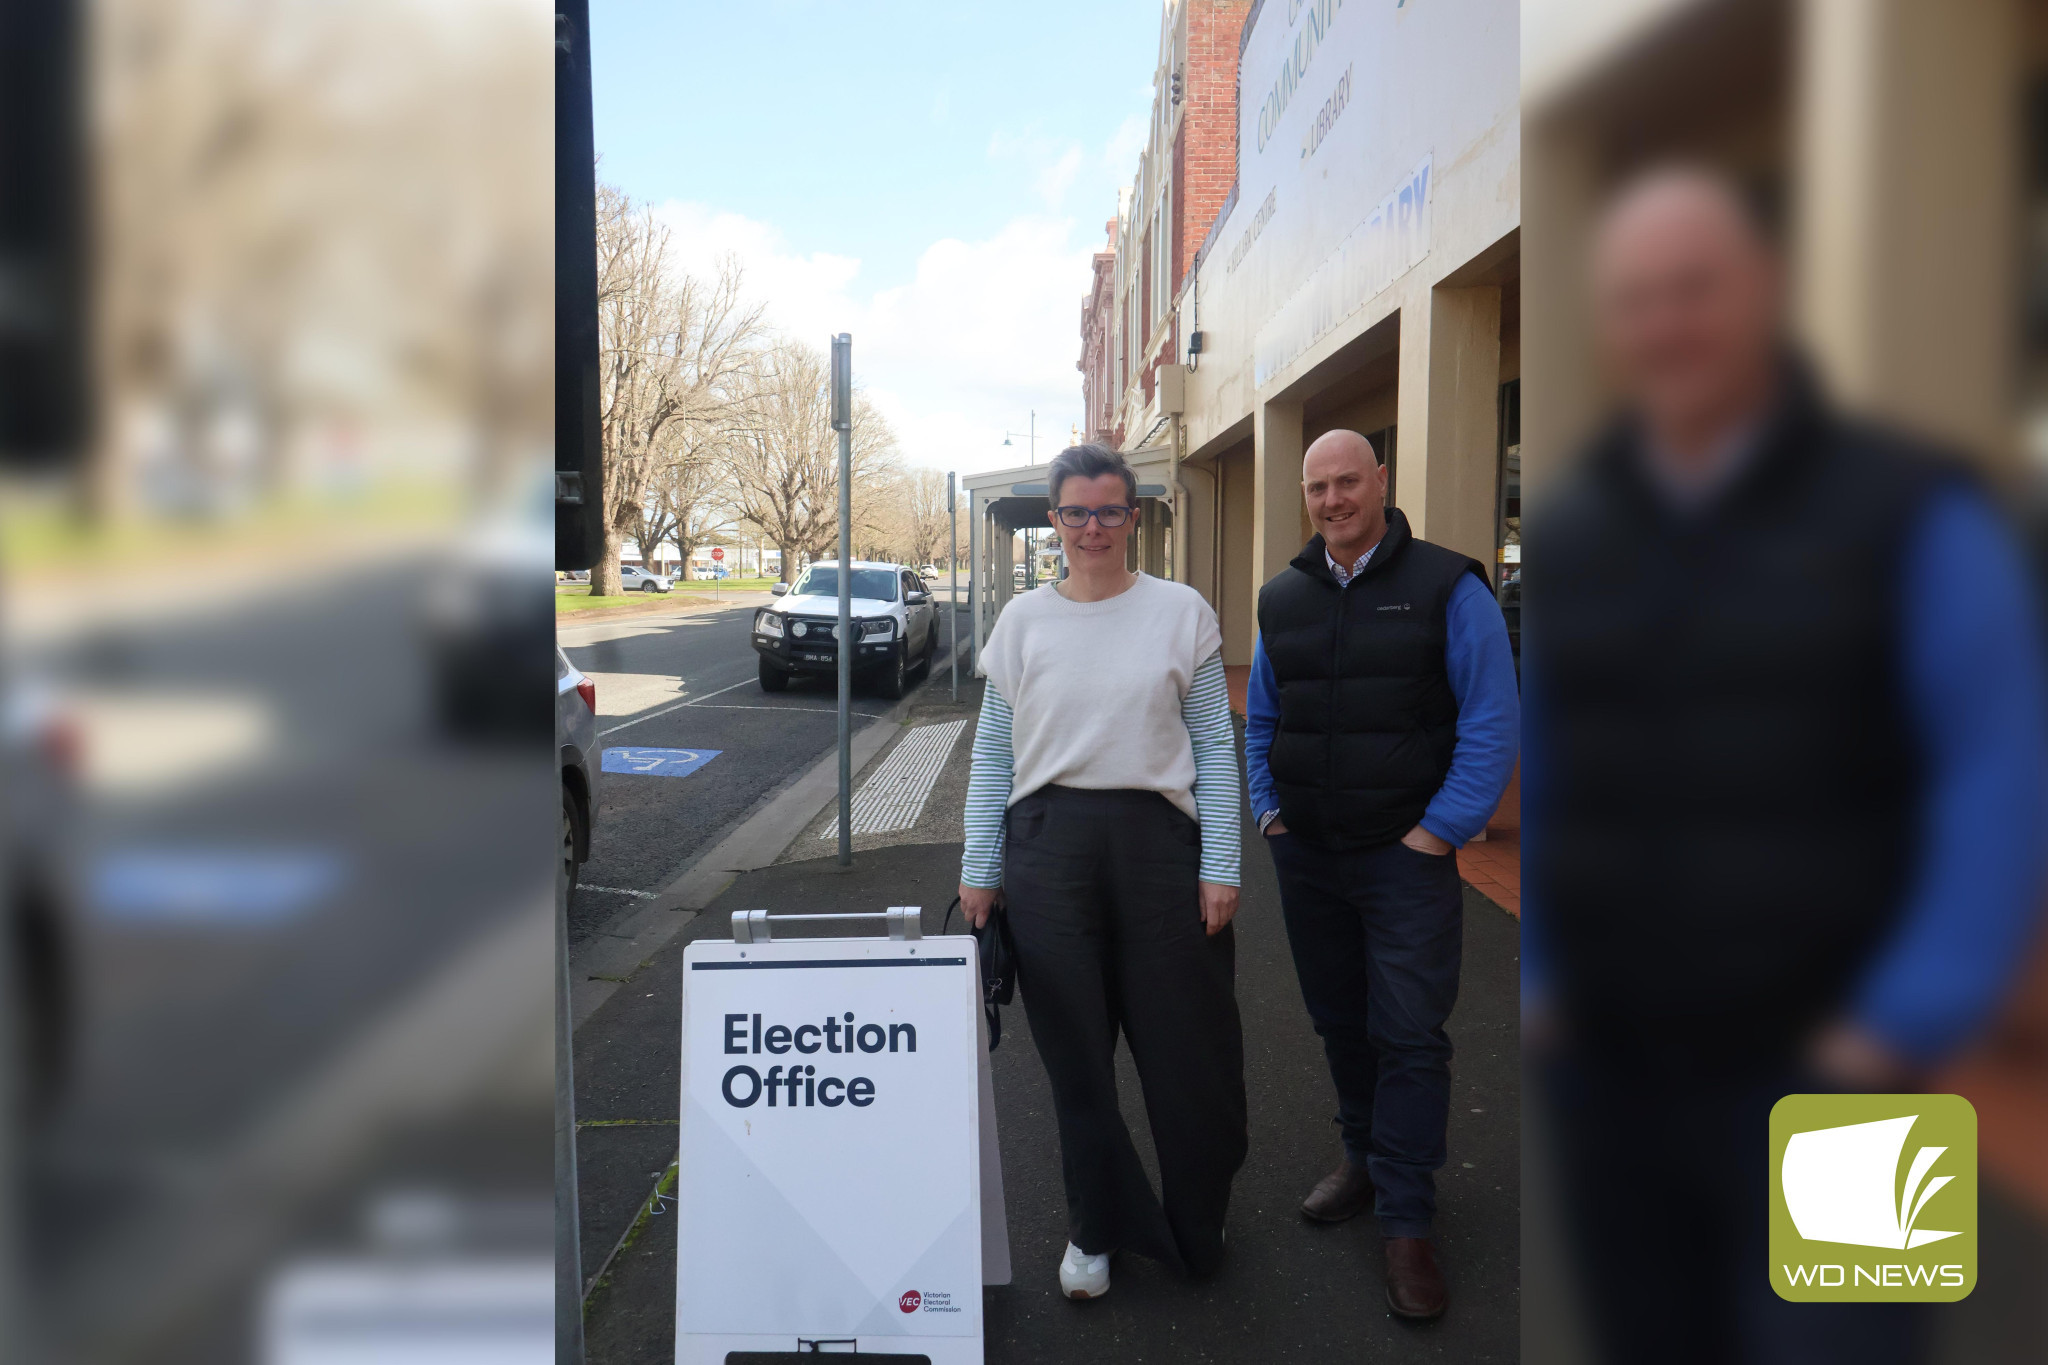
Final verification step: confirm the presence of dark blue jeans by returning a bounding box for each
[1267,831,1462,1238]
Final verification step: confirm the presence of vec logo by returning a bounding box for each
[1769,1093,1976,1302]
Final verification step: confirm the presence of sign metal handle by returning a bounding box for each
[730,906,923,944]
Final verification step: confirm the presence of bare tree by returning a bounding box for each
[91,0,551,521]
[630,480,680,578]
[901,468,952,569]
[645,432,730,580]
[594,184,762,596]
[721,340,900,581]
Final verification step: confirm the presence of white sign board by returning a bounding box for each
[676,935,992,1363]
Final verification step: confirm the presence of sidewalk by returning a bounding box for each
[573,699,1522,1361]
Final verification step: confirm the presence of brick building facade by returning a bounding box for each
[1077,221,1119,444]
[1050,0,1520,678]
[1077,0,1250,450]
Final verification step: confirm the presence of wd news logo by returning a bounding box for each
[1769,1094,1977,1302]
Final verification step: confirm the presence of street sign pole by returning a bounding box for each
[831,334,854,867]
[948,472,959,701]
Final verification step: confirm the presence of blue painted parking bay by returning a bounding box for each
[602,747,723,778]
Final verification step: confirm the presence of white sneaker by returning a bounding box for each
[1059,1242,1110,1299]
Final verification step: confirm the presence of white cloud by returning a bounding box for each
[649,202,861,345]
[1035,147,1085,211]
[652,201,1092,478]
[986,126,1099,213]
[1102,110,1147,174]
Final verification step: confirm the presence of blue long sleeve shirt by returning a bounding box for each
[1523,486,2048,1065]
[1245,570,1521,847]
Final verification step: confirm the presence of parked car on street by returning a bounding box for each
[423,471,552,740]
[556,647,597,901]
[918,564,940,583]
[752,560,937,700]
[617,564,672,594]
[4,677,78,1121]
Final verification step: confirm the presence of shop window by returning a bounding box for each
[1364,425,1397,506]
[1496,378,1521,660]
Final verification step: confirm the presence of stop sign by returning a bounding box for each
[711,548,725,561]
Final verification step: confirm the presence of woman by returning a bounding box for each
[958,442,1245,1299]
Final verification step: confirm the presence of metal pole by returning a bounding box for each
[554,866,585,1363]
[968,496,980,670]
[831,334,853,866]
[948,472,959,700]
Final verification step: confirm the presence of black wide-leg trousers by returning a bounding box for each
[1001,785,1247,1276]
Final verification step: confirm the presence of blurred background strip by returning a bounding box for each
[1524,2,2048,1363]
[3,0,557,1360]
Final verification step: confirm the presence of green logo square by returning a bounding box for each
[1769,1093,1976,1302]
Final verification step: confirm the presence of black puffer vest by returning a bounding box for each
[1256,509,1486,850]
[1529,369,1957,1060]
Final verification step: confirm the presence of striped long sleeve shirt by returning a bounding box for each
[960,651,1241,888]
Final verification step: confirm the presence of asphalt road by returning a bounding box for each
[17,557,555,1355]
[559,593,974,947]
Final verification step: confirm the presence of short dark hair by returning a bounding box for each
[1046,443,1137,507]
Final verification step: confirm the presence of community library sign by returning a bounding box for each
[1198,0,1512,397]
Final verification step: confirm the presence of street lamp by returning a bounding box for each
[999,410,1038,462]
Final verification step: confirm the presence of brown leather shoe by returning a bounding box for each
[1383,1237,1447,1320]
[1299,1159,1373,1223]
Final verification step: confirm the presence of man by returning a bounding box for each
[1245,430,1520,1319]
[1527,168,2048,1363]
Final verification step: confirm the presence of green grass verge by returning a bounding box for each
[556,580,774,612]
[583,1159,679,1310]
[556,589,644,612]
[1,482,463,575]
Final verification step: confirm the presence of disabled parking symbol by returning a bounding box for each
[601,746,722,778]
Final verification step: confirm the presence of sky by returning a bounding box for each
[589,0,1164,478]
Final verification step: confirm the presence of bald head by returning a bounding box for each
[1302,429,1387,562]
[1304,429,1379,480]
[1594,168,1772,274]
[1592,167,1782,458]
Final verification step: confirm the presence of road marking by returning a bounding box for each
[87,847,344,927]
[821,719,969,839]
[580,885,655,899]
[598,677,756,737]
[601,747,721,778]
[683,704,889,716]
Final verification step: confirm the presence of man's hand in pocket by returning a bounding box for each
[1400,824,1453,856]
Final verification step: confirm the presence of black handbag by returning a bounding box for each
[944,895,1016,1049]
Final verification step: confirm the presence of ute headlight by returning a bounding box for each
[756,610,784,638]
[860,617,895,641]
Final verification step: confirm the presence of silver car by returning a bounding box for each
[556,647,598,899]
[617,564,671,594]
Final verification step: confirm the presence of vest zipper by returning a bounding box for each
[1327,578,1345,797]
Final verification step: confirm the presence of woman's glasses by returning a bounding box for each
[1053,504,1135,528]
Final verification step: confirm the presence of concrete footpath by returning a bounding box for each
[572,742,1521,1361]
